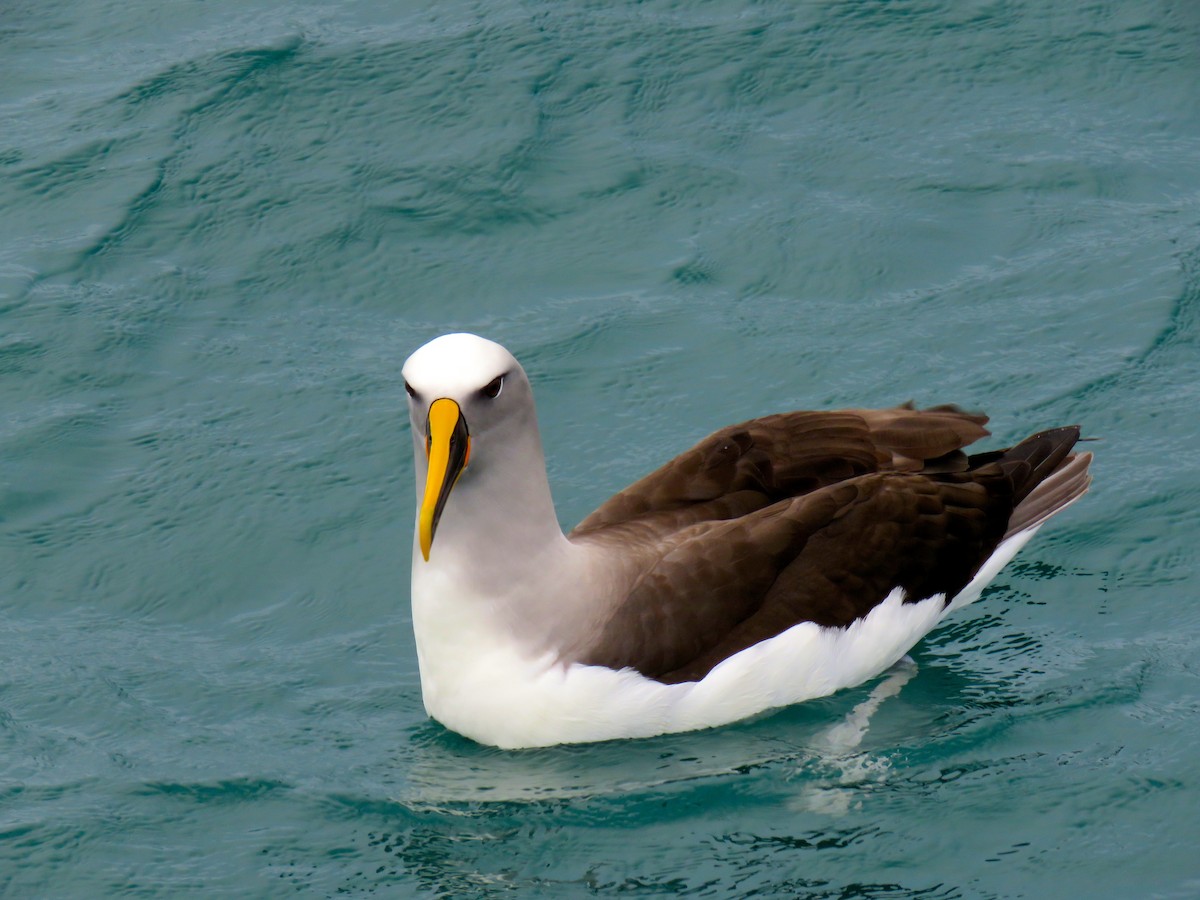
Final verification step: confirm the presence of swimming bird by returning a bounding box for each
[403,333,1092,749]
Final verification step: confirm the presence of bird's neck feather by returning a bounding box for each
[410,422,609,657]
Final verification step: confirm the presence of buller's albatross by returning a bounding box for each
[403,333,1092,749]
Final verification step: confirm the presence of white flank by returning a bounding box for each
[414,528,1040,749]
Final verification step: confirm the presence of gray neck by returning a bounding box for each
[410,415,615,655]
[437,424,568,580]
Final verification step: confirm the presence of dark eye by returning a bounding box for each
[404,381,416,399]
[480,375,503,399]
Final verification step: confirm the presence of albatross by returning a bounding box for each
[403,333,1092,749]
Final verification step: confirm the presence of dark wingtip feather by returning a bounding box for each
[997,425,1082,505]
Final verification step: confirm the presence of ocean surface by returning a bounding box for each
[3,0,1200,896]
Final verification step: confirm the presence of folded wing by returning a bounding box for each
[570,411,1087,685]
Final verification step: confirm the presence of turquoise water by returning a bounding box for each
[3,0,1200,895]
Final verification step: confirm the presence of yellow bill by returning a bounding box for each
[419,397,470,561]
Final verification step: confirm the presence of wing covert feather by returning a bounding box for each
[571,405,989,536]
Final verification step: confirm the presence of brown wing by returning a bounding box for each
[573,426,1085,685]
[569,404,989,539]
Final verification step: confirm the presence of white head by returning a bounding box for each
[401,333,555,564]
